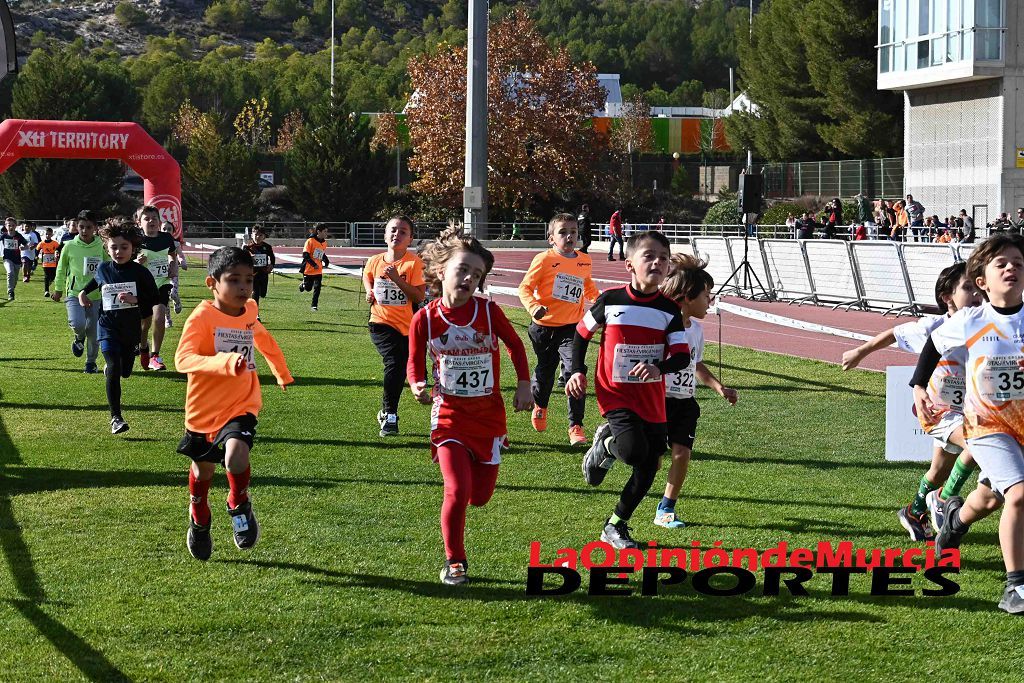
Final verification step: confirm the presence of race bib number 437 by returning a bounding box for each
[439,353,493,397]
[215,328,256,371]
[612,343,664,383]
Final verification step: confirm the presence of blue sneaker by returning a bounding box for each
[653,507,686,529]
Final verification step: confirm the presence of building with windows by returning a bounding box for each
[878,0,1021,225]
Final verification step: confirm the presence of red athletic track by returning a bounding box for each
[185,243,916,372]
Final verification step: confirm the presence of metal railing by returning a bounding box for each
[759,158,905,199]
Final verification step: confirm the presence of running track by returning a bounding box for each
[185,243,916,372]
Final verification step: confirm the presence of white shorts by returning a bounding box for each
[927,411,964,455]
[965,433,1024,497]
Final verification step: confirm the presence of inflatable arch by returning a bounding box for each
[0,119,182,235]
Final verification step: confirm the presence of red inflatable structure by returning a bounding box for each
[0,119,182,235]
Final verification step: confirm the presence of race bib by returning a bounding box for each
[83,256,100,275]
[612,343,664,383]
[215,327,256,371]
[3,238,16,252]
[373,278,407,306]
[252,254,269,268]
[552,272,584,303]
[936,375,965,409]
[42,253,57,265]
[313,248,325,262]
[978,355,1024,401]
[665,367,696,398]
[101,282,137,311]
[146,255,169,279]
[438,353,493,397]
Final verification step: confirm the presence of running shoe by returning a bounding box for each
[582,422,614,486]
[139,348,151,370]
[71,337,84,357]
[897,505,932,542]
[186,513,213,561]
[110,415,129,435]
[149,355,166,371]
[377,410,387,430]
[174,299,183,314]
[601,518,639,549]
[653,507,686,529]
[84,363,98,374]
[926,490,947,537]
[440,560,468,586]
[568,424,588,447]
[164,315,173,329]
[43,291,50,298]
[531,407,548,432]
[7,290,13,301]
[935,495,969,554]
[311,305,318,311]
[380,413,399,437]
[998,585,1024,615]
[228,500,260,550]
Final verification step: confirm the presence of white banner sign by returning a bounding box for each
[885,366,934,461]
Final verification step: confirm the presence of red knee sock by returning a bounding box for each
[226,466,251,509]
[189,468,212,526]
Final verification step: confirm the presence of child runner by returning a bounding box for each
[53,211,107,372]
[517,213,599,445]
[843,262,983,539]
[654,254,738,529]
[174,246,293,561]
[135,205,178,370]
[300,223,329,311]
[37,227,60,298]
[161,220,185,328]
[78,218,158,434]
[566,230,691,549]
[407,227,532,585]
[21,222,40,284]
[912,233,1024,613]
[364,215,425,437]
[246,225,276,316]
[2,218,27,301]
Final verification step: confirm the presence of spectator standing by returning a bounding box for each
[892,200,909,242]
[855,192,871,224]
[905,194,925,241]
[577,204,593,254]
[1013,208,1024,234]
[607,208,624,261]
[959,209,975,243]
[796,212,816,240]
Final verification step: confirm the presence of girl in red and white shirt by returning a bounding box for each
[408,227,533,586]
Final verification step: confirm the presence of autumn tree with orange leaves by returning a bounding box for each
[406,8,607,211]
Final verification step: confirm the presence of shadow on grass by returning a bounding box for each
[0,401,180,413]
[695,450,925,472]
[0,391,131,681]
[714,362,874,397]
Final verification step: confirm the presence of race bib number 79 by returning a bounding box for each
[215,328,256,371]
[612,343,664,383]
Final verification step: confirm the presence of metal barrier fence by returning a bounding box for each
[759,157,905,199]
[709,237,971,315]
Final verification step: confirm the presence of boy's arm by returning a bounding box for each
[173,315,244,377]
[652,312,691,375]
[362,260,375,302]
[695,361,738,404]
[53,245,69,295]
[517,252,547,317]
[254,322,295,387]
[842,328,897,370]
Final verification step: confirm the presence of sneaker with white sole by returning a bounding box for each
[898,505,933,542]
[582,422,614,486]
[164,315,173,328]
[998,584,1024,615]
[228,500,260,550]
[653,507,686,529]
[380,413,399,437]
[440,560,468,586]
[71,337,84,357]
[110,415,129,435]
[926,489,947,537]
[149,355,166,371]
[601,518,639,549]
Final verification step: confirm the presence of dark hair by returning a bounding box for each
[387,215,415,235]
[252,224,267,236]
[966,233,1024,285]
[934,262,967,313]
[98,216,141,248]
[314,222,328,233]
[208,246,254,279]
[625,230,671,257]
[420,223,494,298]
[77,209,98,223]
[661,253,715,302]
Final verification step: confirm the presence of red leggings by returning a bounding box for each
[437,443,500,562]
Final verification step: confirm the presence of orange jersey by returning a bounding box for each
[363,251,425,335]
[37,239,60,268]
[174,299,293,435]
[303,237,327,275]
[517,249,599,327]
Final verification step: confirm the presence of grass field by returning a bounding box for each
[1,264,1022,682]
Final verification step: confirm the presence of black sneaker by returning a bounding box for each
[935,495,969,554]
[582,422,614,486]
[110,415,129,435]
[998,585,1024,615]
[601,518,639,550]
[187,513,213,561]
[71,337,84,357]
[43,291,49,298]
[298,282,305,292]
[84,363,98,374]
[7,290,13,301]
[897,505,932,541]
[440,560,469,586]
[228,500,260,550]
[380,413,399,437]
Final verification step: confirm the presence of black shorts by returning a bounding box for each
[605,408,667,466]
[666,397,700,448]
[303,274,323,289]
[156,283,172,307]
[177,413,258,464]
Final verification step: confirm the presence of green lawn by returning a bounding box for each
[1,265,1021,681]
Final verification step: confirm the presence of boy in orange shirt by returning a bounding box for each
[518,213,599,445]
[174,246,293,561]
[37,227,60,298]
[363,215,426,436]
[299,223,329,311]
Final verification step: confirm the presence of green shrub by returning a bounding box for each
[761,201,802,225]
[115,1,147,28]
[703,198,740,225]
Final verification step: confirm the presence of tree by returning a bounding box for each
[0,43,138,216]
[114,2,148,28]
[234,97,271,149]
[183,113,260,220]
[406,7,606,211]
[610,94,654,190]
[272,110,304,154]
[726,0,901,160]
[285,100,391,220]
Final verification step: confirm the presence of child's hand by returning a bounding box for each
[913,385,936,423]
[118,293,137,304]
[629,362,660,382]
[234,355,246,373]
[411,381,431,404]
[532,306,548,320]
[565,372,587,399]
[720,386,738,405]
[78,293,91,308]
[365,291,375,304]
[841,347,865,371]
[383,265,401,282]
[51,292,62,302]
[137,254,148,265]
[279,382,287,392]
[513,381,533,412]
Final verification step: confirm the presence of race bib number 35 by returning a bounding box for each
[439,353,493,397]
[552,272,584,303]
[101,282,137,311]
[215,328,256,371]
[979,355,1024,401]
[373,278,407,306]
[612,343,664,383]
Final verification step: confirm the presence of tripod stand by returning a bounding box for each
[715,216,770,302]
